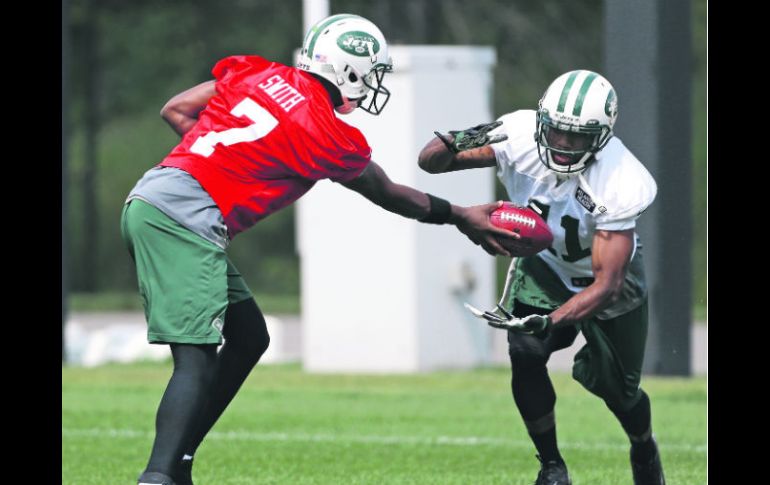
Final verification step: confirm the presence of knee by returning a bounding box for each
[508,336,548,370]
[228,324,269,364]
[253,329,270,358]
[509,349,546,370]
[605,388,648,416]
[224,299,271,360]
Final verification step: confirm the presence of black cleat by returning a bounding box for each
[631,437,666,485]
[175,458,194,485]
[533,454,572,485]
[137,471,176,485]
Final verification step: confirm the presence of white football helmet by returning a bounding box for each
[535,70,618,175]
[297,14,393,115]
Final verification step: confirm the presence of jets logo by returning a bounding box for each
[605,89,618,120]
[337,31,380,57]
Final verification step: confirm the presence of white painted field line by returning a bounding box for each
[62,427,707,454]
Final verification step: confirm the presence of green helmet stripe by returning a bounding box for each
[556,71,579,113]
[306,14,360,59]
[572,72,598,116]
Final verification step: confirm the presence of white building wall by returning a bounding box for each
[299,46,498,373]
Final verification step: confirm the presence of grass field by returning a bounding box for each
[62,362,707,485]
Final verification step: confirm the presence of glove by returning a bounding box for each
[464,302,552,335]
[434,121,508,153]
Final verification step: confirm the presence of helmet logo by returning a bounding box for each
[337,31,380,57]
[605,89,618,119]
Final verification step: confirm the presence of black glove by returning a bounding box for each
[434,121,508,153]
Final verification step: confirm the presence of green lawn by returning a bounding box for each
[62,362,706,485]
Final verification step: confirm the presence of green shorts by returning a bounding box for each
[120,199,252,345]
[505,256,649,412]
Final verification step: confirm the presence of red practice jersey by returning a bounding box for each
[159,55,372,238]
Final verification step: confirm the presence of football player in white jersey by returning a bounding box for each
[419,70,665,485]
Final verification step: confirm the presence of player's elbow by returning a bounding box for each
[591,272,623,307]
[160,96,189,122]
[602,278,625,306]
[418,149,443,174]
[160,102,174,122]
[417,153,433,173]
[160,102,193,136]
[162,91,191,117]
[607,288,622,306]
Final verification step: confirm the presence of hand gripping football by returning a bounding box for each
[490,202,553,256]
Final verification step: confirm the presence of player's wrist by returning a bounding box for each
[531,315,552,339]
[419,194,453,224]
[446,204,466,225]
[434,131,459,154]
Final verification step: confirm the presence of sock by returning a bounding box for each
[530,428,563,463]
[608,390,656,462]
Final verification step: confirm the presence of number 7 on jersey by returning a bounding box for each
[190,98,278,157]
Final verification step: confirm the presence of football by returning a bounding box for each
[489,202,553,256]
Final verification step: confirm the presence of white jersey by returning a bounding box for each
[490,110,657,315]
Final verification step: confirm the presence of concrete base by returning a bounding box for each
[64,312,706,375]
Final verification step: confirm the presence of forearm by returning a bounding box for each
[360,181,432,220]
[342,161,513,256]
[351,176,477,229]
[549,280,620,327]
[418,137,456,173]
[161,110,200,137]
[344,161,444,221]
[418,137,498,173]
[160,80,217,137]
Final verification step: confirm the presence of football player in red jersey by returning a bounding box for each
[121,14,515,485]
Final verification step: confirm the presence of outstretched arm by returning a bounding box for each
[418,121,505,173]
[418,139,497,173]
[340,161,518,256]
[160,80,217,137]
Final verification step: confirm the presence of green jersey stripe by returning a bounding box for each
[557,71,579,113]
[573,72,598,116]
